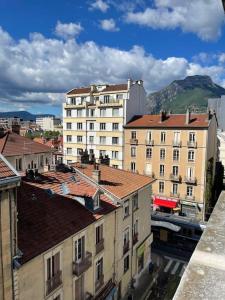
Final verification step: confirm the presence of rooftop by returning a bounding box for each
[18,170,117,264]
[0,153,19,181]
[67,83,128,95]
[0,131,53,157]
[125,113,210,129]
[173,191,225,300]
[73,163,154,199]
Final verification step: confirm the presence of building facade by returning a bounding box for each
[124,111,217,220]
[36,116,62,132]
[63,79,146,169]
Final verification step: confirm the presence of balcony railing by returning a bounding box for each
[46,270,62,295]
[123,241,130,255]
[173,140,182,147]
[133,233,138,246]
[130,138,138,145]
[170,174,182,183]
[184,177,197,184]
[146,139,154,146]
[187,141,197,148]
[72,251,92,277]
[95,274,104,292]
[96,239,104,255]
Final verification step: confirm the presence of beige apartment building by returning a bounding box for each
[1,152,154,300]
[63,79,146,169]
[124,110,217,220]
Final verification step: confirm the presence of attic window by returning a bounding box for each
[93,194,100,210]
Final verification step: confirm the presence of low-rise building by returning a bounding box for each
[36,116,62,131]
[124,110,217,220]
[63,79,146,169]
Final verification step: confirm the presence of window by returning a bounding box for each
[173,166,178,176]
[187,186,193,197]
[131,131,136,139]
[173,149,179,161]
[75,236,85,262]
[46,252,61,295]
[99,136,106,144]
[77,122,82,130]
[189,132,195,142]
[131,162,136,172]
[160,164,164,176]
[77,109,82,117]
[123,228,129,250]
[16,158,22,171]
[124,255,129,273]
[116,93,123,100]
[187,167,194,178]
[131,147,136,157]
[112,151,119,159]
[160,148,165,160]
[161,131,166,143]
[112,137,119,144]
[147,131,152,142]
[66,135,72,142]
[66,109,71,117]
[96,224,103,244]
[89,136,94,144]
[100,123,106,130]
[96,257,103,281]
[112,123,119,131]
[159,181,164,193]
[90,109,95,117]
[112,108,119,116]
[172,183,178,195]
[67,148,72,155]
[100,108,106,117]
[40,155,44,167]
[93,194,100,210]
[77,136,83,143]
[89,123,94,131]
[77,148,83,155]
[67,160,72,164]
[99,150,106,156]
[188,150,195,162]
[145,163,152,176]
[133,194,138,210]
[174,131,180,142]
[103,95,110,103]
[66,122,72,130]
[146,147,152,159]
[124,200,129,218]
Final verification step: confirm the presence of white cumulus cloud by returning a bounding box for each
[125,0,224,41]
[100,19,119,31]
[55,21,83,39]
[90,0,109,12]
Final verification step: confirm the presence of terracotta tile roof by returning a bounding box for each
[18,172,117,264]
[73,164,154,199]
[125,114,210,129]
[0,132,53,157]
[0,154,18,180]
[67,83,128,95]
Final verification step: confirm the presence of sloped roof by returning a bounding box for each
[0,154,19,180]
[125,114,210,129]
[67,83,128,95]
[0,132,53,157]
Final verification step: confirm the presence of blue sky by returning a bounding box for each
[0,0,224,115]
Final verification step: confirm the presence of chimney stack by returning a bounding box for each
[92,163,101,183]
[160,110,167,123]
[127,78,132,90]
[186,108,191,124]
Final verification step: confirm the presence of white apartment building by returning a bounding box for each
[36,116,62,131]
[63,79,146,168]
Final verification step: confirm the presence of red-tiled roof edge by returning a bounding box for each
[0,153,20,181]
[0,132,9,154]
[66,83,128,95]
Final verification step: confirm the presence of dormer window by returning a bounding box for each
[93,194,100,210]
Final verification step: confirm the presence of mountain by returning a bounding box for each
[147,75,225,114]
[0,111,55,121]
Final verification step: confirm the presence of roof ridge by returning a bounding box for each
[0,132,9,154]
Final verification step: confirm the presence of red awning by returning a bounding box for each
[154,197,178,208]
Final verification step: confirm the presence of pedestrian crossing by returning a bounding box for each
[163,256,187,277]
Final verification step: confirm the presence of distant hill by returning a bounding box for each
[147,75,225,114]
[0,111,55,121]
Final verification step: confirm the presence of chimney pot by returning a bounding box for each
[92,164,101,183]
[186,109,191,124]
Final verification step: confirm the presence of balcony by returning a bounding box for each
[170,174,182,183]
[187,141,197,148]
[72,251,92,276]
[96,239,104,255]
[170,192,180,198]
[146,139,154,146]
[185,195,195,201]
[123,241,130,255]
[173,140,182,147]
[184,176,197,185]
[46,270,62,295]
[95,274,104,292]
[130,138,138,145]
[133,233,138,246]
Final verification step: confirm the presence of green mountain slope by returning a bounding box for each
[147,75,225,114]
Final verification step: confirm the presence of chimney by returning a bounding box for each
[160,110,166,122]
[186,108,191,124]
[127,78,132,90]
[11,124,21,135]
[92,163,101,183]
[90,84,96,92]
